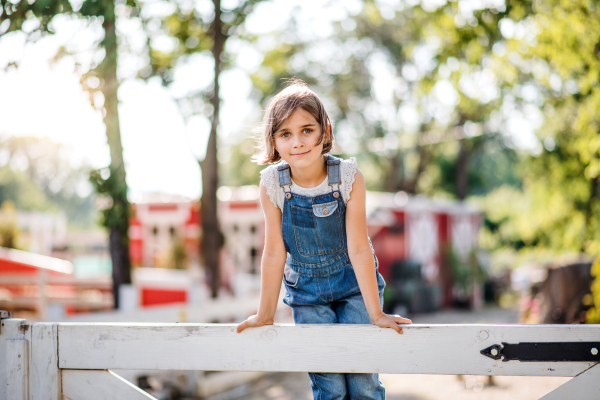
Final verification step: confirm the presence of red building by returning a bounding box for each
[367,193,483,308]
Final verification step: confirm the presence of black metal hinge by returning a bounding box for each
[481,342,600,362]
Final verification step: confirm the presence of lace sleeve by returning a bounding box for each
[260,166,283,210]
[340,157,358,204]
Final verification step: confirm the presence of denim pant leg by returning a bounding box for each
[292,303,349,400]
[333,292,386,400]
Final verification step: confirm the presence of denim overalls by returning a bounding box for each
[279,155,386,400]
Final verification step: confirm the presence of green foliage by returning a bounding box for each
[447,246,487,296]
[144,0,264,86]
[168,238,188,270]
[89,166,130,238]
[0,201,21,249]
[428,135,522,197]
[220,138,261,187]
[0,0,73,35]
[587,255,600,323]
[476,185,530,251]
[0,165,54,211]
[503,0,600,254]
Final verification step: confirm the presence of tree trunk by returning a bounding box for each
[101,0,131,309]
[200,0,226,299]
[405,144,430,194]
[385,150,403,192]
[456,139,469,201]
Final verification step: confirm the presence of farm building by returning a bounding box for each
[366,192,483,311]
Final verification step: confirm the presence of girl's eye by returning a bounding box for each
[281,132,290,138]
[302,128,313,134]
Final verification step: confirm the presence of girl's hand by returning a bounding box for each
[236,314,274,333]
[372,313,412,334]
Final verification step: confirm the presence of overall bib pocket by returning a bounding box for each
[291,201,344,256]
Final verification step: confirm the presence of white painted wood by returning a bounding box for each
[57,323,600,376]
[62,370,158,400]
[30,323,61,400]
[540,363,600,399]
[6,339,28,400]
[0,319,28,400]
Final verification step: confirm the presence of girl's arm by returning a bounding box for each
[236,181,287,333]
[345,169,412,334]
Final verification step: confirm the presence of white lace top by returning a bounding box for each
[260,157,358,211]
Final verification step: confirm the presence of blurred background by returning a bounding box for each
[1,0,599,398]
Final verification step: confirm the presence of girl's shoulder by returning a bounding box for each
[337,156,357,169]
[260,164,283,209]
[338,156,358,203]
[259,163,281,185]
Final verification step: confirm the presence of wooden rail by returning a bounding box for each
[0,273,113,319]
[1,318,599,400]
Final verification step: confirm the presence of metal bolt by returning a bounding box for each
[592,348,598,356]
[491,349,499,356]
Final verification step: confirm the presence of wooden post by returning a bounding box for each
[0,318,28,400]
[6,339,28,400]
[29,323,61,400]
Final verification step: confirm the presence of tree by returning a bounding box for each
[500,0,600,254]
[248,1,517,200]
[144,0,264,298]
[497,0,600,321]
[1,0,138,308]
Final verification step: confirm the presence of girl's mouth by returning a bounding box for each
[292,150,310,157]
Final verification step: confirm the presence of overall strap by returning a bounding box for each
[326,155,342,199]
[326,155,341,185]
[277,162,293,199]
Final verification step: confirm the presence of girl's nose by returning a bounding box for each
[292,135,304,147]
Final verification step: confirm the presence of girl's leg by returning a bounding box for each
[334,292,386,400]
[292,303,349,400]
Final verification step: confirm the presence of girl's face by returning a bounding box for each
[273,107,328,169]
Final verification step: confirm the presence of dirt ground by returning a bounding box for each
[201,306,573,400]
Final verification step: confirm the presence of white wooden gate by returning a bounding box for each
[1,316,599,399]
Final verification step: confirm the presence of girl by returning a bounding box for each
[236,80,412,400]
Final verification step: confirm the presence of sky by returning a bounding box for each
[0,0,540,200]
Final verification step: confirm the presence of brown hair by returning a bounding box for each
[252,79,334,165]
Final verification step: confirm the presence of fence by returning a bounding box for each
[1,314,599,400]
